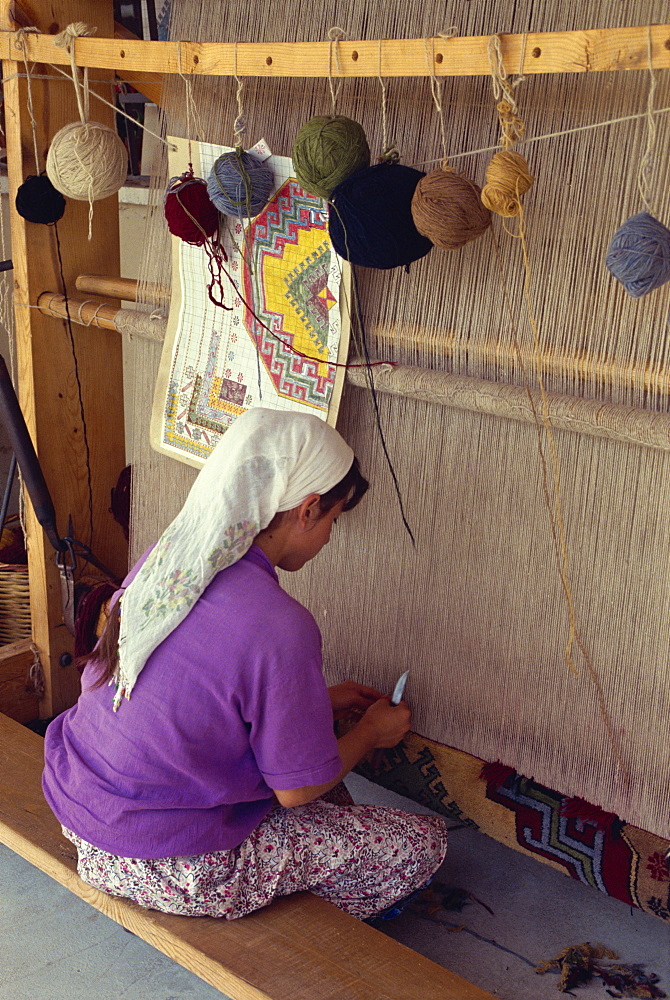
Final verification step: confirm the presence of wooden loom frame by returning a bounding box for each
[1,2,669,721]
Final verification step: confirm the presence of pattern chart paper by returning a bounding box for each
[152,138,350,468]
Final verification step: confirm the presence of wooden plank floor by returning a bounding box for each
[0,713,496,1000]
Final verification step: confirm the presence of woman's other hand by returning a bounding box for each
[359,697,411,748]
[328,681,383,720]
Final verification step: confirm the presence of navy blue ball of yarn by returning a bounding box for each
[206,151,274,218]
[15,174,66,224]
[328,162,433,270]
[605,211,670,298]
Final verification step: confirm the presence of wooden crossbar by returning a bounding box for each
[1,25,670,78]
[0,713,495,1000]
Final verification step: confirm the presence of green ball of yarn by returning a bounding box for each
[292,115,370,200]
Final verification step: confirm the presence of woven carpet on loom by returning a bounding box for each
[359,733,670,925]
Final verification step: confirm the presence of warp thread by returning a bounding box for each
[207,150,274,218]
[329,161,433,270]
[411,165,491,250]
[292,115,370,200]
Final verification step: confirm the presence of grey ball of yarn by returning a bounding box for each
[206,151,274,218]
[46,121,128,201]
[292,115,370,200]
[605,212,670,297]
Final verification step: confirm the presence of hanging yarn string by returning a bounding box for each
[323,37,416,541]
[12,28,66,225]
[375,36,399,164]
[606,29,670,298]
[411,36,491,250]
[481,35,533,218]
[164,168,233,310]
[164,56,231,310]
[206,43,273,220]
[292,29,369,200]
[45,23,128,239]
[328,43,431,270]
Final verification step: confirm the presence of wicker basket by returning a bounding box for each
[0,562,31,644]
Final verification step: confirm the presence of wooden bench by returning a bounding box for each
[0,712,496,1000]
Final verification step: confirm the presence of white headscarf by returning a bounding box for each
[114,408,354,708]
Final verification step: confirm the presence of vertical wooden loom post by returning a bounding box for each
[1,0,127,717]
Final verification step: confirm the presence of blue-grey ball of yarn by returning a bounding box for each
[206,151,274,218]
[605,212,670,298]
[328,162,433,270]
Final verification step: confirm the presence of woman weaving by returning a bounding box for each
[43,408,447,921]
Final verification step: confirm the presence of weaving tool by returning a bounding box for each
[371,669,410,770]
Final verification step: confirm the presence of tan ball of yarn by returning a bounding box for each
[480,150,534,218]
[46,121,128,201]
[411,167,492,250]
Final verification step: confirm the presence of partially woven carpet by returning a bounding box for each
[358,733,670,925]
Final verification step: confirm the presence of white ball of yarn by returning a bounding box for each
[46,121,128,201]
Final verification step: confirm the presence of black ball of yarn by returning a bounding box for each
[15,174,66,224]
[328,162,433,269]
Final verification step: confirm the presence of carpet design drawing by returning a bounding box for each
[152,139,348,468]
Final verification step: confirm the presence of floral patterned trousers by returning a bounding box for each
[63,785,448,921]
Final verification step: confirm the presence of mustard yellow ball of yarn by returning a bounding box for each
[46,121,128,202]
[481,150,534,218]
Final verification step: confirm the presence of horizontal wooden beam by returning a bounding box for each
[40,280,670,400]
[37,288,670,452]
[2,25,670,79]
[346,362,670,453]
[112,20,162,103]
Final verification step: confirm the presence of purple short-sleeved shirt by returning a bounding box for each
[42,546,342,859]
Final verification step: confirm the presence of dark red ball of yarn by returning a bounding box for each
[164,174,219,246]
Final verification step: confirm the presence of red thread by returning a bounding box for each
[480,760,517,786]
[560,796,618,830]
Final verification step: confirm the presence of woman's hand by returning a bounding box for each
[328,681,383,720]
[358,696,411,748]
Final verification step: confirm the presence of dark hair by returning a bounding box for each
[317,456,368,514]
[81,456,369,688]
[78,599,122,688]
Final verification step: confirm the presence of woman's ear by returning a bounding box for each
[296,493,322,529]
